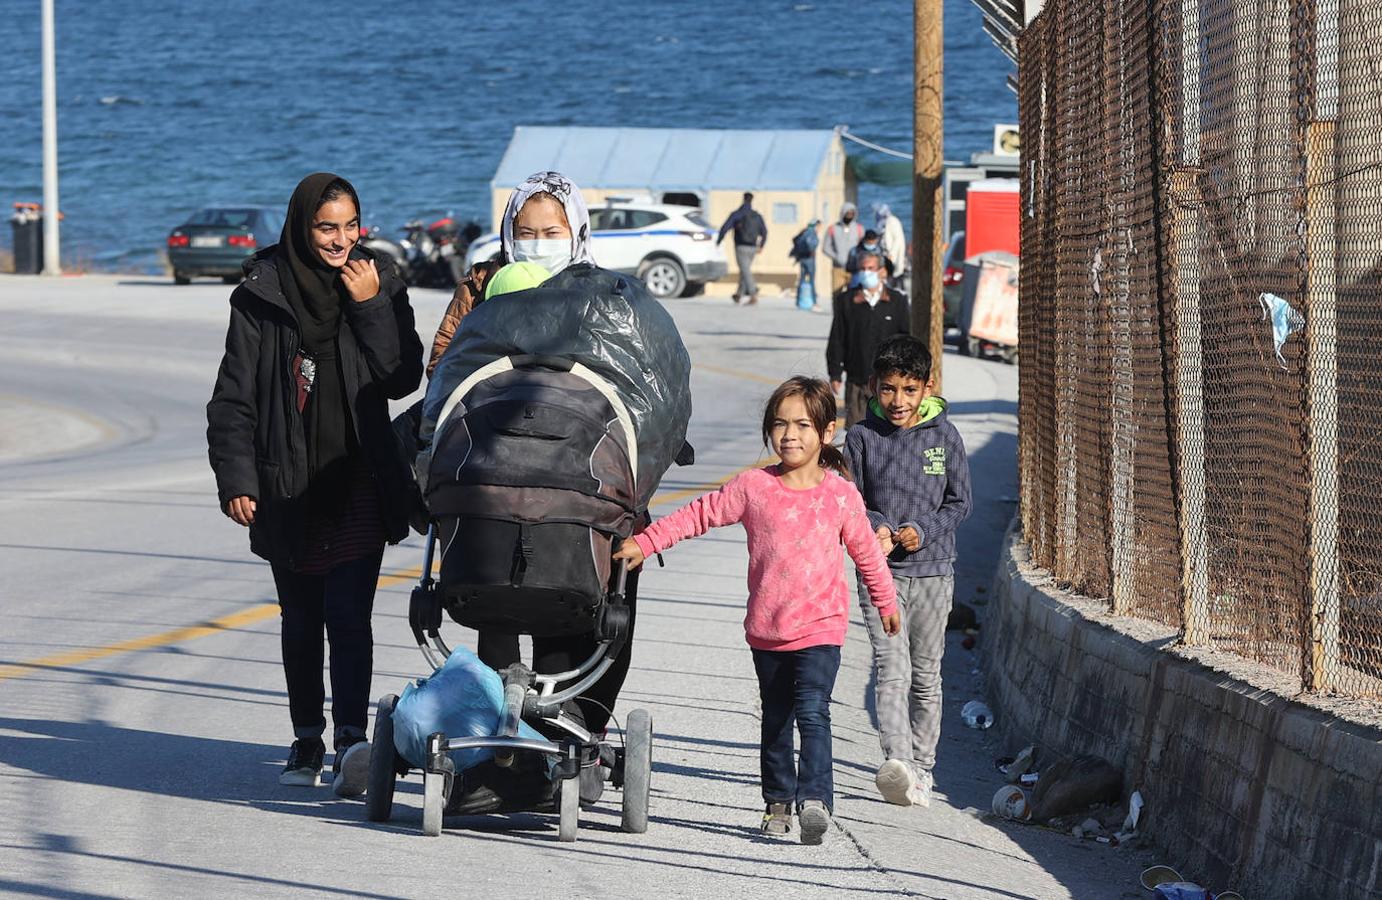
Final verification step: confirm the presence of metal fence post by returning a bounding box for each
[1107,0,1136,617]
[1171,0,1211,645]
[1304,39,1341,692]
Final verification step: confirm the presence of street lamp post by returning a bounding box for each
[41,0,60,275]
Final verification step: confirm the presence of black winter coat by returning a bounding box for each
[206,246,424,567]
[825,285,911,385]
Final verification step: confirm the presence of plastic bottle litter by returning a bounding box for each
[991,784,1032,820]
[1000,744,1036,780]
[962,700,995,729]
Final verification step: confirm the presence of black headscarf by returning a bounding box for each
[277,172,360,514]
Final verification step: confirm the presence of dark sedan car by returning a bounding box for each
[166,206,282,284]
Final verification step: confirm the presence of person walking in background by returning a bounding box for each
[790,218,821,310]
[844,335,971,810]
[613,377,899,845]
[206,172,424,795]
[847,229,887,276]
[717,192,768,304]
[821,202,864,294]
[874,203,907,286]
[827,248,910,426]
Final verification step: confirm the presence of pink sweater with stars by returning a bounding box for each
[633,466,899,652]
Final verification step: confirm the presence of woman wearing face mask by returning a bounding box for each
[424,172,601,675]
[425,172,597,375]
[436,171,647,812]
[207,172,424,796]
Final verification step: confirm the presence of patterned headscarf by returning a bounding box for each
[498,171,596,268]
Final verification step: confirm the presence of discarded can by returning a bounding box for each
[962,700,994,729]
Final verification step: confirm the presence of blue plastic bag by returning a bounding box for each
[390,645,546,771]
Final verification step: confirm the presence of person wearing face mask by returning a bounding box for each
[826,248,910,427]
[426,173,595,375]
[846,229,889,277]
[874,203,907,285]
[822,202,865,295]
[207,172,424,795]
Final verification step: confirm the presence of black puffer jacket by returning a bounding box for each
[206,245,423,566]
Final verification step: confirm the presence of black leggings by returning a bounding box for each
[271,550,383,747]
[476,568,639,736]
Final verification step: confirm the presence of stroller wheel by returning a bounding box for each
[422,765,445,837]
[621,709,653,834]
[365,694,399,822]
[558,774,580,842]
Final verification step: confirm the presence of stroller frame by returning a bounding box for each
[366,523,652,843]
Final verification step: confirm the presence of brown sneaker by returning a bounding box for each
[746,292,759,305]
[760,801,793,835]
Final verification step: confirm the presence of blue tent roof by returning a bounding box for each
[492,126,837,193]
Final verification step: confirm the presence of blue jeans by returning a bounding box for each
[751,644,841,812]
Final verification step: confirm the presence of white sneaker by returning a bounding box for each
[875,759,916,806]
[798,799,831,845]
[909,768,933,808]
[331,740,371,798]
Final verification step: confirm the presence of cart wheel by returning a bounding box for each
[558,776,580,842]
[365,694,399,822]
[621,709,652,833]
[422,766,445,837]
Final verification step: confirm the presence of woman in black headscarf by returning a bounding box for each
[207,172,423,796]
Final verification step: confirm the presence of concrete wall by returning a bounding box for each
[986,522,1382,899]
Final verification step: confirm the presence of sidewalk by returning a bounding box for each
[0,276,1154,898]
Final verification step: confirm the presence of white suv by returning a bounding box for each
[465,201,728,299]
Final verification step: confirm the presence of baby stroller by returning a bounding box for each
[366,352,652,841]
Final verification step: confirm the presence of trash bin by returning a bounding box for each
[10,203,44,274]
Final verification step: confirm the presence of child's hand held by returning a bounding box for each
[611,538,647,571]
[875,524,895,555]
[896,526,922,552]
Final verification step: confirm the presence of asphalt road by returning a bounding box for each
[0,274,1150,899]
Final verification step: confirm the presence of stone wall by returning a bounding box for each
[985,524,1382,899]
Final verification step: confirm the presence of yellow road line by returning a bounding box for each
[0,464,771,684]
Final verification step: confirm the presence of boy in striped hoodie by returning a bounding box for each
[844,334,972,808]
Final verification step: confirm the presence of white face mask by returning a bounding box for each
[511,238,572,274]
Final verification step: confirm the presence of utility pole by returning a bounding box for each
[912,0,944,389]
[41,0,61,275]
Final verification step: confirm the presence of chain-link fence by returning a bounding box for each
[1017,0,1382,699]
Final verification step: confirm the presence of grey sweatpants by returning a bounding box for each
[857,572,953,772]
[734,244,758,299]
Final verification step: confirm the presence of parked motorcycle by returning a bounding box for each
[360,215,482,289]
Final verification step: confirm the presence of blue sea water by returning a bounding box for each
[0,0,1015,272]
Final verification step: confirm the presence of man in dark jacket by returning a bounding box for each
[717,192,768,304]
[827,248,910,426]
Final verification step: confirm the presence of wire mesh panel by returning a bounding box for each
[1329,0,1382,697]
[1017,0,1382,698]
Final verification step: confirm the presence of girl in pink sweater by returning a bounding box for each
[614,376,899,845]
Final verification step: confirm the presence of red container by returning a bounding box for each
[964,179,1020,259]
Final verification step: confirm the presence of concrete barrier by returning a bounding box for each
[985,520,1382,899]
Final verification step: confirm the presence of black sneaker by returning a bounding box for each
[332,738,371,798]
[280,738,325,787]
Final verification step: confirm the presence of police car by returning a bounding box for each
[465,200,728,299]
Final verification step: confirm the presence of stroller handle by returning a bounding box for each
[508,354,576,373]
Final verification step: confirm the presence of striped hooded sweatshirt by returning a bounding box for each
[843,396,972,577]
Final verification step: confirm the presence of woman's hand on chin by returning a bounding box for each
[342,258,380,302]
